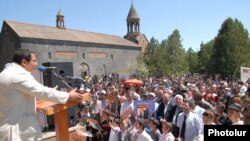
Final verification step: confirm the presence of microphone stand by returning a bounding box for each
[51,70,73,90]
[52,70,80,128]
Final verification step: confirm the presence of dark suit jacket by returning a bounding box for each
[156,102,175,122]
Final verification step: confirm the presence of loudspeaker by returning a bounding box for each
[41,62,77,129]
[42,62,73,90]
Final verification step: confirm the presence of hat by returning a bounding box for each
[228,103,243,112]
[147,92,155,98]
[149,117,159,126]
[96,89,106,95]
[85,88,91,93]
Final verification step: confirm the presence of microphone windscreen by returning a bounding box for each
[37,66,46,72]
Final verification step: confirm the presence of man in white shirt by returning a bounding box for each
[176,100,203,141]
[0,49,83,141]
[134,118,153,141]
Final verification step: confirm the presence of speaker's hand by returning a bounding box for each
[68,88,83,102]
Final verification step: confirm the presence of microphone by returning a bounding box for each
[37,65,56,72]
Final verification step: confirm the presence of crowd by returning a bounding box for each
[63,74,250,141]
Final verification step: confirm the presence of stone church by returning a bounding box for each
[0,4,148,80]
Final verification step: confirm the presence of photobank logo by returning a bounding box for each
[204,125,250,140]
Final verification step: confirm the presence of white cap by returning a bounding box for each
[96,89,106,95]
[85,88,91,93]
[147,92,155,98]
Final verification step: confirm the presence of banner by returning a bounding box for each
[120,106,135,130]
[241,67,250,83]
[133,100,155,119]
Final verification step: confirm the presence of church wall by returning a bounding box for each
[20,41,141,78]
[0,26,21,71]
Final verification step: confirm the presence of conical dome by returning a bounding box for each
[57,9,64,17]
[126,4,140,21]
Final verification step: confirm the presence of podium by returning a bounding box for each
[36,93,90,141]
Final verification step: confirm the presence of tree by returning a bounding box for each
[142,30,188,77]
[187,47,199,73]
[143,37,160,76]
[165,29,188,76]
[212,18,250,79]
[197,40,214,74]
[128,57,149,79]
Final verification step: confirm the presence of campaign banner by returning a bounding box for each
[120,106,135,130]
[241,67,250,83]
[133,100,155,119]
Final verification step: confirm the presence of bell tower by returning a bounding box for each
[56,9,65,29]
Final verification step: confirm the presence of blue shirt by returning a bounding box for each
[176,112,202,141]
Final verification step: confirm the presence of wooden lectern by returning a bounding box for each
[36,93,90,141]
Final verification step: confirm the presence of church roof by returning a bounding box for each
[126,4,140,21]
[4,20,140,47]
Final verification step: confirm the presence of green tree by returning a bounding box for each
[197,40,214,74]
[165,29,188,76]
[128,58,149,79]
[187,47,199,73]
[212,18,250,79]
[143,37,160,75]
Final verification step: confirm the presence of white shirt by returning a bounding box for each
[176,112,203,141]
[159,132,175,141]
[109,126,120,141]
[0,63,69,141]
[137,130,153,141]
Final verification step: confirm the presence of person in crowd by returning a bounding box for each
[120,90,134,116]
[109,118,121,141]
[214,102,232,125]
[242,107,250,125]
[202,110,215,125]
[89,94,102,122]
[99,111,111,141]
[96,89,107,110]
[159,120,175,141]
[156,92,174,121]
[172,94,184,138]
[227,103,244,125]
[176,100,203,141]
[0,49,83,141]
[146,92,159,117]
[148,117,161,141]
[191,88,214,110]
[134,118,153,141]
[154,89,164,104]
[118,119,133,141]
[190,99,205,120]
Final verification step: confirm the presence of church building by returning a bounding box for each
[0,4,148,80]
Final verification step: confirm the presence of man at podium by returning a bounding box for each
[0,49,83,141]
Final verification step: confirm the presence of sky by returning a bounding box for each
[0,0,249,51]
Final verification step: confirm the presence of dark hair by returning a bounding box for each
[12,49,34,64]
[162,121,173,131]
[202,110,215,120]
[137,118,145,129]
[184,99,195,107]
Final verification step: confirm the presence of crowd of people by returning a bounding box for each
[69,74,250,141]
[2,49,249,141]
